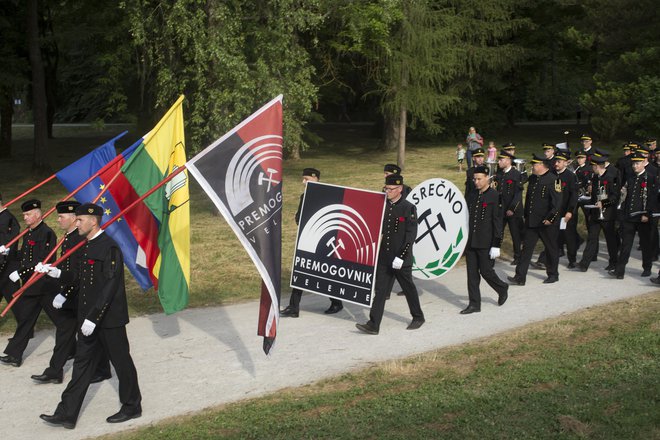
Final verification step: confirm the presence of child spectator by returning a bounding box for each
[456,143,466,171]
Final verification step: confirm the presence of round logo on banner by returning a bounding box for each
[407,178,468,279]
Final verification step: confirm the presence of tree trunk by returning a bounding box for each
[27,0,50,171]
[382,112,399,151]
[0,91,12,158]
[397,105,406,170]
[289,143,301,160]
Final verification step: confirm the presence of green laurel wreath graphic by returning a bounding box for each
[412,227,464,278]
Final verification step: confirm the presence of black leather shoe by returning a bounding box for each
[530,261,546,270]
[396,290,405,296]
[510,259,520,266]
[106,409,142,424]
[507,275,525,286]
[460,305,481,315]
[40,413,76,429]
[641,270,651,277]
[279,307,299,318]
[0,355,22,367]
[604,264,615,271]
[406,319,425,330]
[31,373,63,384]
[90,373,112,384]
[355,323,379,335]
[542,276,559,284]
[650,276,660,285]
[567,262,576,269]
[324,303,343,314]
[498,290,508,306]
[608,270,623,279]
[592,256,598,262]
[574,263,588,272]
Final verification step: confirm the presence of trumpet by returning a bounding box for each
[597,184,607,220]
[617,183,628,210]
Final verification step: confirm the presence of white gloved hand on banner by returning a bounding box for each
[489,247,501,260]
[392,257,404,270]
[81,319,96,336]
[35,262,48,273]
[9,270,20,283]
[0,245,9,256]
[52,294,66,309]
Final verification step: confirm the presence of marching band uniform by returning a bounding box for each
[384,163,412,197]
[610,153,657,279]
[463,166,508,314]
[554,152,580,267]
[508,154,561,285]
[0,200,58,367]
[356,175,424,334]
[0,197,21,323]
[493,150,523,265]
[465,148,486,200]
[577,156,619,271]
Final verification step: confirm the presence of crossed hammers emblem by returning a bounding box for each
[258,168,280,192]
[415,208,446,251]
[326,236,345,259]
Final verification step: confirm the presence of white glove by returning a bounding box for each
[52,294,66,309]
[43,264,61,279]
[489,247,501,260]
[35,262,48,273]
[0,245,9,256]
[81,319,96,336]
[392,257,404,270]
[9,270,19,283]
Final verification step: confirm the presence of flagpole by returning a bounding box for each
[2,175,57,208]
[1,152,131,250]
[1,165,188,317]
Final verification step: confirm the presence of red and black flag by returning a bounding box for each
[291,182,386,307]
[186,96,283,355]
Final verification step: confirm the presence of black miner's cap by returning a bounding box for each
[498,150,515,160]
[302,168,320,179]
[56,201,81,214]
[591,155,607,165]
[530,153,549,166]
[383,163,401,174]
[21,199,41,212]
[473,166,489,176]
[75,203,103,217]
[472,148,485,157]
[385,174,404,186]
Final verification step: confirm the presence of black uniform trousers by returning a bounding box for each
[4,293,76,372]
[503,215,523,260]
[515,225,559,281]
[465,248,508,308]
[368,256,424,331]
[614,221,653,276]
[561,216,579,263]
[0,263,21,323]
[579,219,618,269]
[287,288,342,311]
[55,326,141,422]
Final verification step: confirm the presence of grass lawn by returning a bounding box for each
[0,122,626,334]
[101,293,659,440]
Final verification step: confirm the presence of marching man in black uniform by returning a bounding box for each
[493,150,523,265]
[508,154,561,286]
[355,175,425,334]
[461,166,508,314]
[465,148,486,199]
[281,168,343,317]
[0,199,57,367]
[610,152,657,279]
[0,192,21,325]
[553,151,580,268]
[38,203,141,429]
[576,155,619,272]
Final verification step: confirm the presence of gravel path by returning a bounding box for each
[0,247,656,439]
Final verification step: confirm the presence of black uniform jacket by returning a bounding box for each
[61,232,129,328]
[379,197,417,266]
[17,221,58,296]
[574,163,593,205]
[494,167,523,217]
[556,168,579,216]
[467,187,503,249]
[523,171,561,228]
[58,229,85,310]
[621,169,657,222]
[589,167,619,222]
[0,209,20,273]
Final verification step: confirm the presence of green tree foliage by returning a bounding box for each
[123,0,321,156]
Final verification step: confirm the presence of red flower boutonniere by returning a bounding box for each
[561,182,567,187]
[506,179,513,184]
[398,216,405,222]
[27,240,36,246]
[641,182,647,188]
[603,180,608,185]
[482,202,488,208]
[87,259,95,265]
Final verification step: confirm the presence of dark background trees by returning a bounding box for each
[1,0,657,170]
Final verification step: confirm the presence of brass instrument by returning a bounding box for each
[596,183,608,220]
[617,183,627,210]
